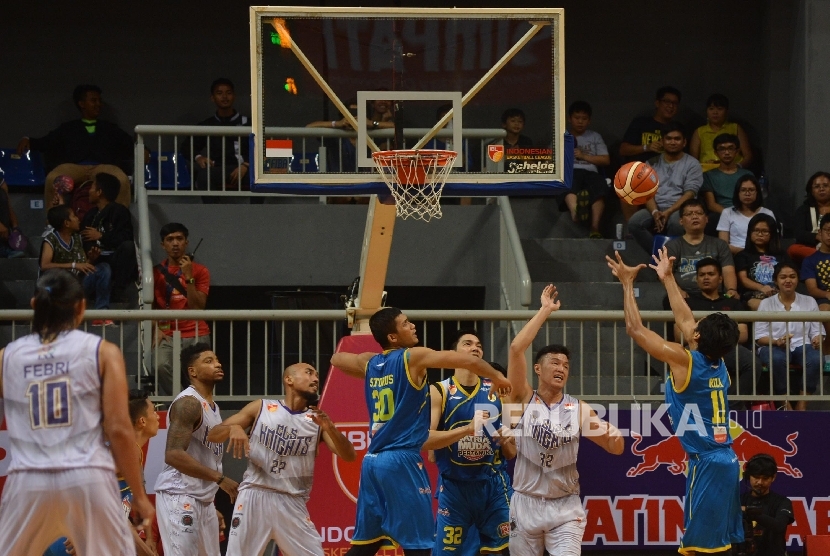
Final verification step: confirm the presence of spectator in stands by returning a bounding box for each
[700,134,754,232]
[689,94,754,172]
[674,257,756,409]
[627,124,703,254]
[501,108,533,150]
[80,173,137,302]
[186,78,251,191]
[717,175,775,254]
[0,179,24,258]
[665,198,738,299]
[788,170,830,265]
[619,85,681,163]
[153,222,210,395]
[41,205,112,322]
[17,84,133,209]
[754,262,822,411]
[800,213,830,347]
[736,213,788,310]
[564,101,609,238]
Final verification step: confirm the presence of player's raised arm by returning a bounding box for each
[508,284,560,404]
[207,399,262,459]
[427,383,443,462]
[312,407,356,462]
[606,251,690,385]
[99,340,155,527]
[330,351,374,379]
[651,247,697,345]
[407,348,511,393]
[579,401,624,455]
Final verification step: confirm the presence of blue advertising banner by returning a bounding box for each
[576,406,830,552]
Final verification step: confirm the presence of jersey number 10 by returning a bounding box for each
[27,378,71,429]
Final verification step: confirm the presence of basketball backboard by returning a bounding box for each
[249,7,569,196]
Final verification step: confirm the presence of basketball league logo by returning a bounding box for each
[488,145,504,163]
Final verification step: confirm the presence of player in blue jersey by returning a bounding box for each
[331,308,512,556]
[608,248,743,556]
[430,330,516,556]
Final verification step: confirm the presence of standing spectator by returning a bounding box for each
[754,263,823,411]
[739,454,794,556]
[689,94,754,172]
[0,179,24,258]
[619,85,681,163]
[788,171,830,265]
[80,172,137,302]
[665,199,738,299]
[700,134,754,223]
[564,101,609,238]
[41,205,112,322]
[17,84,134,209]
[736,214,788,310]
[717,175,775,254]
[153,223,210,395]
[627,124,704,254]
[188,78,250,190]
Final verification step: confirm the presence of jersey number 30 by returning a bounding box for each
[372,387,395,422]
[27,378,71,429]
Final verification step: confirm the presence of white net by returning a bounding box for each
[372,150,458,221]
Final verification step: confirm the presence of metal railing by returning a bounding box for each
[2,309,828,405]
[497,196,532,312]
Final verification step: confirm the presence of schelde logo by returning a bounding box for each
[488,145,504,163]
[626,420,802,478]
[333,422,371,502]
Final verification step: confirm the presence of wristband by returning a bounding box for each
[72,262,76,270]
[651,209,660,216]
[216,474,224,485]
[331,120,336,128]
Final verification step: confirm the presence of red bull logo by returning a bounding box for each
[626,421,801,478]
[488,144,504,163]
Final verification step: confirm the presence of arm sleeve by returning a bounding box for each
[801,255,817,281]
[734,251,749,273]
[196,265,210,295]
[753,300,770,340]
[717,238,735,267]
[754,498,794,533]
[701,172,713,193]
[621,119,643,145]
[716,210,732,233]
[98,206,135,249]
[28,126,63,154]
[793,204,818,246]
[594,132,609,156]
[682,158,704,194]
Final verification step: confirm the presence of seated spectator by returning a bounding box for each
[628,123,703,254]
[674,257,757,409]
[788,170,830,265]
[665,198,738,299]
[700,134,754,231]
[717,175,775,254]
[564,101,609,238]
[185,78,250,190]
[800,213,830,346]
[80,173,137,302]
[736,213,788,310]
[754,263,823,410]
[152,222,210,395]
[0,179,24,258]
[17,84,133,209]
[618,85,681,163]
[689,94,753,172]
[41,205,112,321]
[501,108,533,149]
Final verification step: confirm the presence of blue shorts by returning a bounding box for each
[435,471,512,555]
[352,450,435,549]
[680,448,744,554]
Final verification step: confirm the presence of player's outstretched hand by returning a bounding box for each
[540,284,561,313]
[132,494,156,532]
[491,373,512,396]
[227,424,250,459]
[492,425,516,447]
[219,476,240,503]
[606,251,646,285]
[648,246,676,282]
[309,408,335,433]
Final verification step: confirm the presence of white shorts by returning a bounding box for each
[156,491,220,556]
[226,486,323,556]
[0,468,133,556]
[508,492,586,556]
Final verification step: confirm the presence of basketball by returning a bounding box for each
[613,161,659,205]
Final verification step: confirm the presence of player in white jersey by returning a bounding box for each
[207,362,356,556]
[505,285,624,556]
[0,269,154,555]
[154,342,238,556]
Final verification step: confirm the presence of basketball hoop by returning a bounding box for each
[372,149,457,221]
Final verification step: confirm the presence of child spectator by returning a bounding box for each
[41,205,112,323]
[689,94,753,171]
[717,175,775,254]
[501,108,533,149]
[735,213,787,310]
[563,101,609,238]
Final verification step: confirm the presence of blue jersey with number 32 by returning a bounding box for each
[365,348,430,454]
[666,350,733,455]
